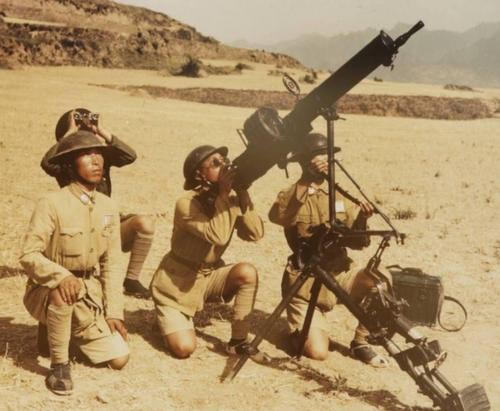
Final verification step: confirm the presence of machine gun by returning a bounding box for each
[232,21,424,189]
[226,21,491,411]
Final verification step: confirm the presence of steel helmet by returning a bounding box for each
[289,133,340,163]
[183,145,228,190]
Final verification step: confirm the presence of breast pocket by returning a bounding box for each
[59,227,84,256]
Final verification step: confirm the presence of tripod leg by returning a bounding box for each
[296,278,322,359]
[314,265,373,329]
[224,270,312,381]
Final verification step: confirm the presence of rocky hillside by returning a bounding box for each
[0,0,301,69]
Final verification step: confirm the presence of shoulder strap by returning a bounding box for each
[438,295,468,332]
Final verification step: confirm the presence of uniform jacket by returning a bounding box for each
[20,183,124,320]
[151,190,264,316]
[269,180,366,311]
[41,135,136,197]
[269,180,358,236]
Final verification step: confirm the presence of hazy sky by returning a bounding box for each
[116,0,500,44]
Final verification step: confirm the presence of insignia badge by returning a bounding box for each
[103,214,114,228]
[335,200,345,213]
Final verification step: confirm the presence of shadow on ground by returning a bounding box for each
[127,303,430,411]
[0,316,48,377]
[0,265,25,280]
[124,308,164,353]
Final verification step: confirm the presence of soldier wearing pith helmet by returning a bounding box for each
[151,144,264,358]
[21,131,130,395]
[41,108,155,299]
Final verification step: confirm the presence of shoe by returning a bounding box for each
[350,341,389,368]
[123,278,151,299]
[37,322,50,358]
[45,362,73,395]
[226,338,258,356]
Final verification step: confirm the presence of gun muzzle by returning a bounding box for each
[394,20,425,49]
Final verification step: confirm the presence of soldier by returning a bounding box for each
[151,145,264,358]
[20,131,130,395]
[268,133,388,366]
[41,108,155,298]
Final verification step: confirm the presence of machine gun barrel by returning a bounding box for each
[284,21,424,139]
[232,22,424,189]
[394,20,425,48]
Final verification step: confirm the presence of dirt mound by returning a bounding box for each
[97,84,493,120]
[339,94,491,120]
[0,0,302,70]
[444,84,477,92]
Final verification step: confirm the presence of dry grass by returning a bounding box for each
[2,17,67,27]
[0,66,499,410]
[391,207,417,220]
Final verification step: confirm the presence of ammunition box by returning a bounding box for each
[389,266,444,327]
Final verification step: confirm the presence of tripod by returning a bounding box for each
[224,107,490,411]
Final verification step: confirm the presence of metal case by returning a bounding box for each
[389,266,444,327]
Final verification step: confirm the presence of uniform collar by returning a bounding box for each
[307,180,329,195]
[68,182,96,205]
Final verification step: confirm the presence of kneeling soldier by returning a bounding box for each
[21,131,130,395]
[269,133,388,366]
[41,108,155,298]
[151,145,264,358]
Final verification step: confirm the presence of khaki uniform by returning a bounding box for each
[151,190,264,335]
[20,183,129,364]
[42,136,153,285]
[269,181,367,336]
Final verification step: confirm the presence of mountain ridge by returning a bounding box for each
[231,22,500,87]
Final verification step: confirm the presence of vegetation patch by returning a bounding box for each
[392,207,417,220]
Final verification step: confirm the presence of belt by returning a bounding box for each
[71,268,96,279]
[169,252,219,271]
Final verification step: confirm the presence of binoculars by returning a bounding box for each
[73,111,99,128]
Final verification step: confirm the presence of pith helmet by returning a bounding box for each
[49,130,108,164]
[289,133,340,162]
[183,145,228,190]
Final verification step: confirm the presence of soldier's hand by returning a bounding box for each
[65,110,79,137]
[106,319,128,341]
[58,275,82,305]
[310,155,329,176]
[88,114,113,143]
[236,189,252,213]
[359,201,375,219]
[218,164,236,199]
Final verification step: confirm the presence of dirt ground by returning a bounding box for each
[0,65,499,410]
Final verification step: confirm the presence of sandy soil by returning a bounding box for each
[9,63,500,100]
[0,66,499,410]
